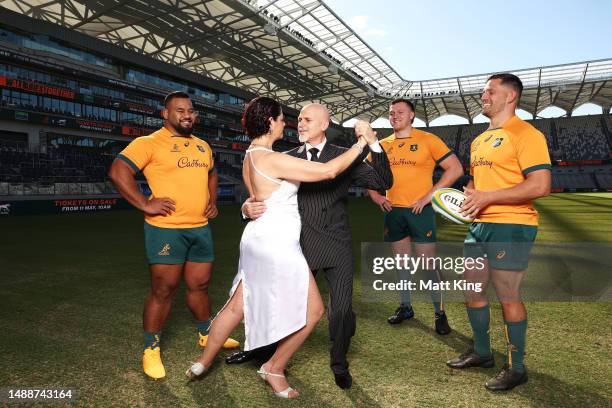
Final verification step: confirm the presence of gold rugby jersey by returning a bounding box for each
[119,127,215,228]
[469,115,551,225]
[378,129,453,207]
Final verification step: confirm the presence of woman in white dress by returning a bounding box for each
[186,97,370,398]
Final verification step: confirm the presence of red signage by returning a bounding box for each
[2,77,75,99]
[556,159,603,166]
[125,102,156,114]
[231,142,249,151]
[76,119,113,132]
[121,126,150,137]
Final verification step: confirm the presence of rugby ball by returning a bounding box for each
[431,188,474,225]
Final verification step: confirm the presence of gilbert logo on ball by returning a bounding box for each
[431,188,474,225]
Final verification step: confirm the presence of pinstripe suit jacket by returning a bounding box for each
[287,142,393,269]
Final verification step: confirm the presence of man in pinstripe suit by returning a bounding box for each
[227,103,392,389]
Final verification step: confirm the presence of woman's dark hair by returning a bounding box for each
[241,96,282,139]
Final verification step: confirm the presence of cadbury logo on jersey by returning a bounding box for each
[177,157,209,168]
[472,156,494,169]
[390,158,417,166]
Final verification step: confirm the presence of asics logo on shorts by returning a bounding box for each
[158,244,171,256]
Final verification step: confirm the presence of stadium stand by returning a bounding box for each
[552,166,598,190]
[0,22,312,201]
[593,165,612,190]
[426,125,461,152]
[0,7,610,205]
[0,140,117,194]
[457,123,488,165]
[528,118,555,153]
[392,114,612,192]
[413,115,611,168]
[4,111,612,197]
[555,116,610,161]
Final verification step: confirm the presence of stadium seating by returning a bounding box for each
[585,165,612,190]
[527,118,555,150]
[0,138,245,195]
[2,114,611,196]
[457,123,488,165]
[0,145,115,183]
[604,114,612,134]
[441,115,611,166]
[422,115,612,192]
[555,116,610,161]
[215,161,242,181]
[426,125,460,152]
[552,166,598,190]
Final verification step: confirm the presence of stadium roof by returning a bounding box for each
[404,59,612,125]
[2,0,612,124]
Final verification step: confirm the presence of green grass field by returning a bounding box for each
[1,193,611,407]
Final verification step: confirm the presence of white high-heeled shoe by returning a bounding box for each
[185,361,206,380]
[256,365,298,398]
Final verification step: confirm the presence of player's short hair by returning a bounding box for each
[391,98,415,124]
[242,96,282,139]
[487,73,523,99]
[164,91,191,108]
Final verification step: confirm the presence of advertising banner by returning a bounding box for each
[0,198,133,216]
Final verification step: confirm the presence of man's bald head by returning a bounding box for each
[301,103,330,121]
[298,103,330,144]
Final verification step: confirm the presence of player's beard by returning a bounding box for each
[298,132,309,143]
[175,122,193,135]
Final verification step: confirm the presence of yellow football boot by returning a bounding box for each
[143,347,166,379]
[198,332,240,349]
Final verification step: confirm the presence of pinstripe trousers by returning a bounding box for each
[315,259,356,374]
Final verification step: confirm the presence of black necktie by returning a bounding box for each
[308,147,319,161]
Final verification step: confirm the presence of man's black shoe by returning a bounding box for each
[225,350,254,364]
[334,371,352,389]
[434,311,452,335]
[485,365,528,391]
[387,305,414,324]
[446,350,494,369]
